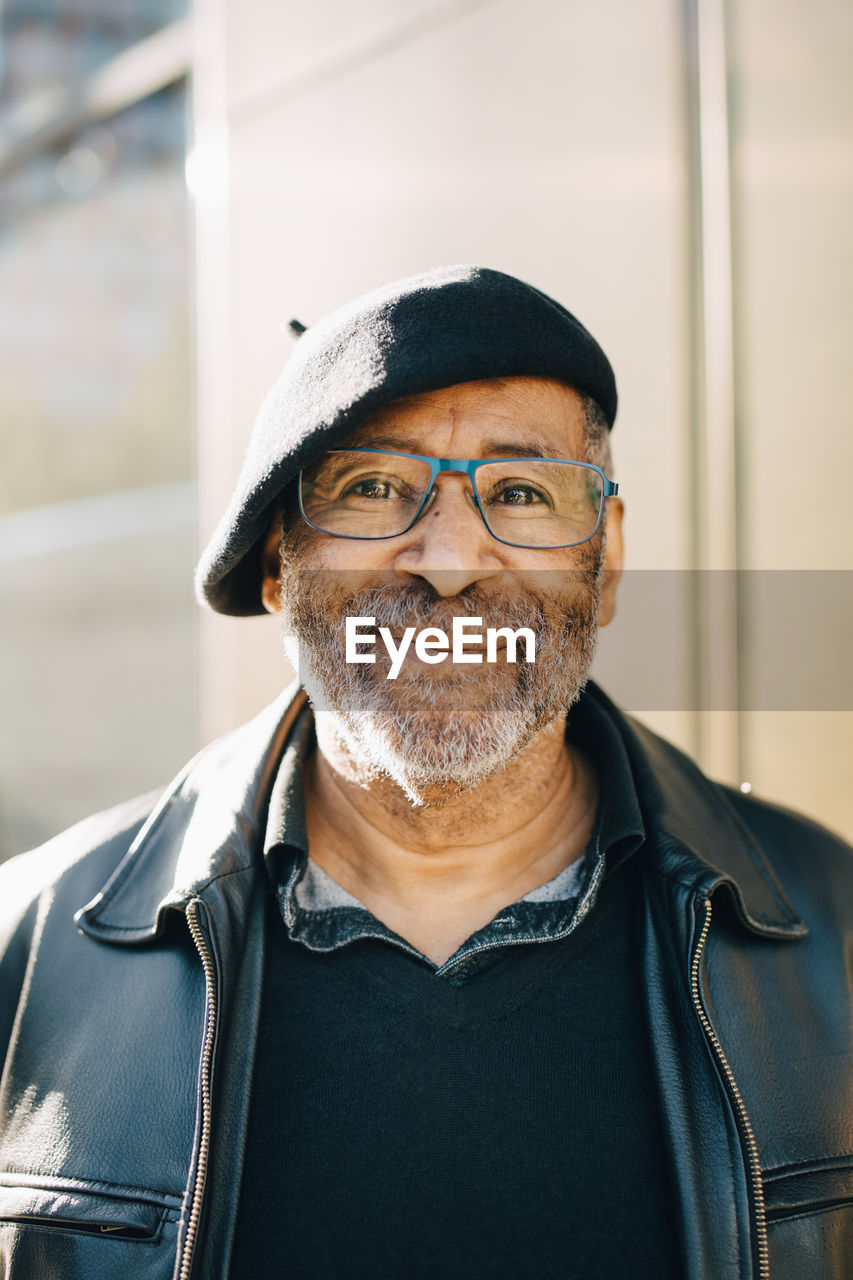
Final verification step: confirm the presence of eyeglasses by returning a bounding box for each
[298,448,619,550]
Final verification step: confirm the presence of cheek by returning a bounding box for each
[282,526,404,585]
[503,549,599,603]
[279,507,315,563]
[279,541,402,615]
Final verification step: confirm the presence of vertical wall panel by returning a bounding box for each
[730,0,853,837]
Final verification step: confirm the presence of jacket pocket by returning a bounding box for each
[765,1159,853,1280]
[0,1179,171,1240]
[0,1177,182,1280]
[764,1157,853,1222]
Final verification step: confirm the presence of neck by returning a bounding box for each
[302,716,599,964]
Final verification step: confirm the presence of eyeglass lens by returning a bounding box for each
[299,451,604,548]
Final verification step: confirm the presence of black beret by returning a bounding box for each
[195,264,617,616]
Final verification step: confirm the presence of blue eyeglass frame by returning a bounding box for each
[298,447,619,550]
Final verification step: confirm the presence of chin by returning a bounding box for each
[331,699,543,805]
[290,621,594,802]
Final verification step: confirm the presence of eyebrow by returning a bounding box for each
[350,435,567,459]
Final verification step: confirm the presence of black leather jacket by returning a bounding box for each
[1,683,851,1279]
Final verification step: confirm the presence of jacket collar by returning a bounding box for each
[593,684,806,938]
[77,684,308,944]
[77,681,805,946]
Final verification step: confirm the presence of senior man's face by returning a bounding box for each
[261,376,623,803]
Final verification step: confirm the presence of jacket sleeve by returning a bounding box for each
[0,793,160,1071]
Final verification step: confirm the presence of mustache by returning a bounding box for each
[328,580,550,636]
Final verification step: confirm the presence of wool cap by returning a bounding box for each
[195,264,617,616]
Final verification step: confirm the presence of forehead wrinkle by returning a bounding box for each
[345,432,568,461]
[348,434,424,453]
[343,376,586,456]
[444,402,462,454]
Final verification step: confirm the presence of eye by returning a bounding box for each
[346,477,394,500]
[338,471,421,505]
[489,481,552,508]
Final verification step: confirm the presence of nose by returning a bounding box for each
[391,472,503,597]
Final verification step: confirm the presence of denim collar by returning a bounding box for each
[263,693,646,979]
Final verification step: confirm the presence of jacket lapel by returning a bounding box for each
[76,685,308,944]
[589,684,807,939]
[640,874,759,1278]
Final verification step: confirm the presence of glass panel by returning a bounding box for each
[0,6,195,861]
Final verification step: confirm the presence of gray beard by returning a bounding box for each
[280,572,601,804]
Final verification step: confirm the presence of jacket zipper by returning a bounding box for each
[177,899,218,1280]
[690,896,769,1280]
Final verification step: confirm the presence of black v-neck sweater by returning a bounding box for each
[230,853,682,1278]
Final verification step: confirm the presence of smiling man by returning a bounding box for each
[1,266,852,1280]
[256,375,619,969]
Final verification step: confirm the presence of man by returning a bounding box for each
[0,265,851,1279]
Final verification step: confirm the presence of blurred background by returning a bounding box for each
[1,0,851,861]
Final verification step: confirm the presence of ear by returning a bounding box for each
[260,515,284,614]
[598,497,623,628]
